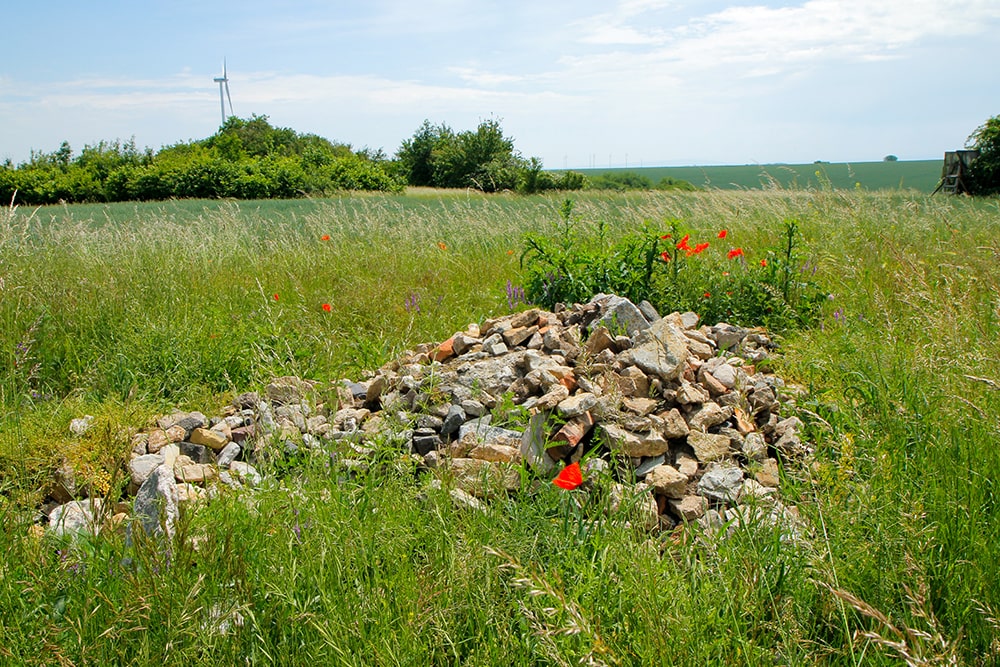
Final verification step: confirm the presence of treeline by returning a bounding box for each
[0,116,403,205]
[1,115,697,204]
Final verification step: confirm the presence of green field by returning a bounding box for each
[2,189,1000,664]
[576,159,943,192]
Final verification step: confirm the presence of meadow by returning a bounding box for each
[577,159,943,192]
[1,186,999,665]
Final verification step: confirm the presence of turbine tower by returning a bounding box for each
[213,59,233,127]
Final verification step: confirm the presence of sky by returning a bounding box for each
[2,0,999,169]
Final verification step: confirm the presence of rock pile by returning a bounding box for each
[45,294,811,539]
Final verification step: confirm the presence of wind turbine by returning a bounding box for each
[213,59,234,126]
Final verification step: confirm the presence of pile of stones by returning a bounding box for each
[45,294,811,540]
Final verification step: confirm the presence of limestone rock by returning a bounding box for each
[627,318,688,382]
[687,430,732,462]
[645,465,688,498]
[49,499,102,537]
[129,454,165,487]
[697,465,745,503]
[133,465,179,540]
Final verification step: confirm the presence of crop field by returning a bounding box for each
[2,188,1000,664]
[576,159,943,192]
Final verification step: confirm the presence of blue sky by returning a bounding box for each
[2,0,999,168]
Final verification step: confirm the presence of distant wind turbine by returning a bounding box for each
[213,59,234,126]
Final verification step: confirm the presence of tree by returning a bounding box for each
[883,155,898,162]
[396,120,453,187]
[966,115,1000,196]
[398,118,526,191]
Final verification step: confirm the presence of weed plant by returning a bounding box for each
[1,189,999,663]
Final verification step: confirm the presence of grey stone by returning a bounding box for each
[416,414,445,431]
[129,454,165,487]
[637,300,660,323]
[216,442,242,468]
[711,363,739,389]
[710,323,747,350]
[460,399,486,417]
[686,402,732,432]
[176,412,208,434]
[520,412,556,474]
[442,404,467,437]
[742,432,768,461]
[590,295,650,337]
[179,442,213,464]
[458,417,521,448]
[634,455,666,479]
[49,499,102,537]
[133,465,179,540]
[229,461,262,487]
[412,432,441,456]
[626,318,688,382]
[697,465,745,503]
[556,392,597,418]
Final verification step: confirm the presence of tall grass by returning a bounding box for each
[1,189,999,663]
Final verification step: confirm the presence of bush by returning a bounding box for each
[521,201,826,331]
[966,115,1000,196]
[587,171,653,191]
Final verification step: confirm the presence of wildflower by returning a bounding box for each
[553,462,583,490]
[703,292,711,299]
[321,303,332,312]
[437,242,447,250]
[660,251,671,262]
[717,229,728,239]
[320,234,330,241]
[507,249,514,255]
[273,293,279,301]
[676,234,692,251]
[722,271,730,277]
[660,234,672,240]
[727,248,744,260]
[693,242,709,254]
[760,259,767,267]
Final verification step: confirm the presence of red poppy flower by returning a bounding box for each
[727,248,744,260]
[437,242,447,250]
[703,292,711,299]
[718,230,728,239]
[760,259,767,267]
[322,303,332,312]
[273,294,280,301]
[676,234,692,252]
[553,462,583,490]
[660,234,672,240]
[660,251,671,262]
[320,234,330,241]
[693,242,710,254]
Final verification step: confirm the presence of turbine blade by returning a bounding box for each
[225,81,233,116]
[223,57,227,78]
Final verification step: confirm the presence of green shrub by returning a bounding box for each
[521,201,826,331]
[967,114,1000,196]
